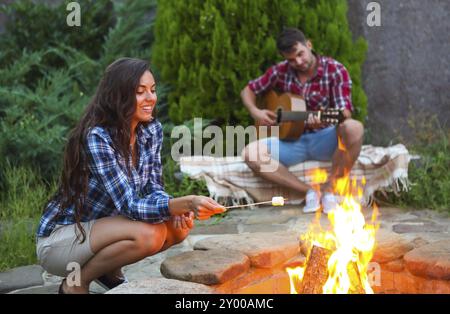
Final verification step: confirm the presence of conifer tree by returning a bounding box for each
[152,0,367,125]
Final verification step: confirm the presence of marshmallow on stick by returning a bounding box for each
[196,196,287,220]
[222,196,286,210]
[271,196,285,206]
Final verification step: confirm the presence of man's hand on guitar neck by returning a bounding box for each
[306,112,325,129]
[306,108,352,129]
[251,108,277,126]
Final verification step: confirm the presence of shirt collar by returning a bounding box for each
[137,120,157,144]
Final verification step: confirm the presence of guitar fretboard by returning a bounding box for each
[277,111,320,122]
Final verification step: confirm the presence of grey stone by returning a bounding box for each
[408,209,449,220]
[8,284,60,294]
[404,239,450,280]
[242,208,301,225]
[160,249,250,285]
[190,223,239,235]
[194,232,300,268]
[123,243,194,282]
[347,0,450,145]
[238,223,291,233]
[411,237,430,248]
[42,271,63,285]
[0,265,44,293]
[393,220,446,234]
[106,277,215,294]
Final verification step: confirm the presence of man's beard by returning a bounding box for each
[295,61,311,73]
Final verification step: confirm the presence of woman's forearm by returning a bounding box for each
[168,195,195,216]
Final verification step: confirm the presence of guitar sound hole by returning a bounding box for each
[276,107,283,124]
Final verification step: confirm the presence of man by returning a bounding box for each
[241,28,364,214]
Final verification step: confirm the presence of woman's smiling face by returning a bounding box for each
[133,70,157,124]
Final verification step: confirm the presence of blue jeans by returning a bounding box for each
[263,126,338,167]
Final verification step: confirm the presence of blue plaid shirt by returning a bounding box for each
[37,120,171,238]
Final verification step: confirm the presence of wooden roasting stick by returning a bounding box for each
[196,196,287,220]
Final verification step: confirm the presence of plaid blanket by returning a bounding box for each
[179,144,411,206]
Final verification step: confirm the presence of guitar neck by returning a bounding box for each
[277,110,321,122]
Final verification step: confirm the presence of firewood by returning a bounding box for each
[346,261,365,294]
[299,245,331,294]
[298,245,366,294]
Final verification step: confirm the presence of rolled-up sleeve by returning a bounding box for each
[248,65,278,96]
[86,129,171,222]
[330,64,354,112]
[142,124,172,219]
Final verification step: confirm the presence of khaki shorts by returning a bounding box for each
[36,220,96,277]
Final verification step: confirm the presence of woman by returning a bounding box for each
[36,58,223,294]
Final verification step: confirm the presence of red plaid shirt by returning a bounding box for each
[248,54,353,112]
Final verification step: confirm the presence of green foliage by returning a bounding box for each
[0,163,57,271]
[0,0,156,180]
[163,158,209,198]
[161,118,211,198]
[0,0,115,68]
[380,130,450,213]
[152,0,368,126]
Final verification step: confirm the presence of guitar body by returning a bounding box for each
[256,90,306,140]
[256,90,344,141]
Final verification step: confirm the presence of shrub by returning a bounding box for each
[0,0,157,180]
[152,0,368,126]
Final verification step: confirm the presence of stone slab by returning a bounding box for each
[194,232,300,268]
[372,229,415,263]
[106,278,215,294]
[404,239,450,280]
[0,265,44,293]
[160,249,250,285]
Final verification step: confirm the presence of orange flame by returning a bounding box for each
[287,170,379,294]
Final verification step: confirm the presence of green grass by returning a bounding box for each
[377,129,450,214]
[0,163,56,271]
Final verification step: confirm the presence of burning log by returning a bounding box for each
[346,261,365,294]
[298,245,366,294]
[299,245,331,294]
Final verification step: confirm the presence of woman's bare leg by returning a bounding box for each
[63,215,191,293]
[63,216,167,293]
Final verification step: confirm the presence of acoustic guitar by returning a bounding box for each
[256,90,345,140]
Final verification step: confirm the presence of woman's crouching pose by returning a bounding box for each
[36,58,223,294]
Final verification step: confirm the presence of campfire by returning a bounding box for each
[286,169,380,294]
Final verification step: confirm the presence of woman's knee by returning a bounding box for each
[133,222,167,256]
[171,228,190,245]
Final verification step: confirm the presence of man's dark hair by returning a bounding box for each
[276,28,307,53]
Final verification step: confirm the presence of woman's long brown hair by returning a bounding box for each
[53,58,150,243]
